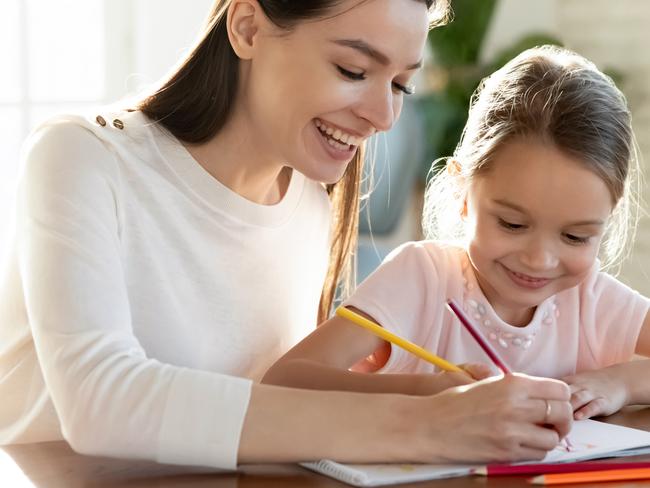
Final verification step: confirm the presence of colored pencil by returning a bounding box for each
[446,298,512,374]
[474,461,650,476]
[335,307,463,373]
[529,467,650,485]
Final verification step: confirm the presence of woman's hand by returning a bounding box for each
[413,373,573,463]
[563,367,629,420]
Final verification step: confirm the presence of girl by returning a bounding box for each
[0,0,571,468]
[265,45,650,427]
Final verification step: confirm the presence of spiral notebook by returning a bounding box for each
[301,420,650,486]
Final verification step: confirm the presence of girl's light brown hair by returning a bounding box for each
[423,45,639,272]
[137,0,449,323]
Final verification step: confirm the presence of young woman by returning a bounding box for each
[0,1,571,468]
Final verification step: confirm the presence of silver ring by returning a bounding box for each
[544,399,552,423]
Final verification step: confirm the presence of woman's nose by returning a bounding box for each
[356,84,400,133]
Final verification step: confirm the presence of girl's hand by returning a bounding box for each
[414,363,494,396]
[563,368,629,420]
[460,362,495,380]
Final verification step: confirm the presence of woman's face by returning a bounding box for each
[243,0,430,183]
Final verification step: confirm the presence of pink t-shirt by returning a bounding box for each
[344,241,650,379]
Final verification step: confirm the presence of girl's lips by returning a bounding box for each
[313,120,356,162]
[502,265,552,290]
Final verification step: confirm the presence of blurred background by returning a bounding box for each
[1,0,649,294]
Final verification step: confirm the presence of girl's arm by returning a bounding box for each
[263,308,486,396]
[564,310,650,419]
[241,374,573,464]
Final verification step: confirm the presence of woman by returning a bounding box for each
[0,0,571,468]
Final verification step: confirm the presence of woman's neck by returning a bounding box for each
[183,111,291,206]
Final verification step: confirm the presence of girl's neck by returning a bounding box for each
[471,268,537,327]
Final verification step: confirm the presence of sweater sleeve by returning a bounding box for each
[17,119,251,469]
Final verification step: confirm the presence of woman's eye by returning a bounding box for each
[564,233,590,245]
[337,66,365,81]
[392,82,415,95]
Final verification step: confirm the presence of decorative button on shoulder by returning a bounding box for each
[95,115,106,127]
[112,119,124,130]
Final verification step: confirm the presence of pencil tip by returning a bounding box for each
[473,466,487,476]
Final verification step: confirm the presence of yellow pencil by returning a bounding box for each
[335,306,462,373]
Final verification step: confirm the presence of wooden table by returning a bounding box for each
[4,408,650,487]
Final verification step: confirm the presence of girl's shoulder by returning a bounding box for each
[382,239,466,276]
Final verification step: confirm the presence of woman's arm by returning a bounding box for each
[18,120,251,469]
[241,374,573,464]
[263,308,486,395]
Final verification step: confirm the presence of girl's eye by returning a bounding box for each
[498,218,526,231]
[564,233,590,245]
[337,66,365,81]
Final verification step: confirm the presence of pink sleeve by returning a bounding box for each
[343,242,443,371]
[579,269,650,366]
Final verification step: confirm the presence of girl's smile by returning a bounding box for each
[500,263,554,290]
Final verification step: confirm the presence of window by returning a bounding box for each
[0,0,132,257]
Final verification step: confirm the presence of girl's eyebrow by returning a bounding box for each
[492,198,528,214]
[493,199,605,227]
[330,38,423,70]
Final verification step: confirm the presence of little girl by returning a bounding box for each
[264,45,650,422]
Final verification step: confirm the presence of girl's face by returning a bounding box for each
[244,0,430,183]
[463,138,614,326]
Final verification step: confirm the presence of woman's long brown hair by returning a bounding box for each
[138,0,448,324]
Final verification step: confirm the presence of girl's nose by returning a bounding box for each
[521,241,559,271]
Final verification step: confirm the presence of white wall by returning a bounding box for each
[556,0,650,293]
[130,0,213,93]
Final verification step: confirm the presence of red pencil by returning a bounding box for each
[474,462,650,476]
[446,299,512,374]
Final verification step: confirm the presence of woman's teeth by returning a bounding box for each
[315,119,361,149]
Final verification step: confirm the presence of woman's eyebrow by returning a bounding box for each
[330,38,422,70]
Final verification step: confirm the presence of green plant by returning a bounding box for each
[419,0,562,181]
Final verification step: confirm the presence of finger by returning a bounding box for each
[511,373,571,401]
[525,398,573,439]
[443,371,475,386]
[570,388,596,411]
[574,397,606,420]
[517,422,561,453]
[460,363,493,380]
[566,382,583,395]
[509,446,550,462]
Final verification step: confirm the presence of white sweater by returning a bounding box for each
[0,110,331,469]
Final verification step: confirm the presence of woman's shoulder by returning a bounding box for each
[23,108,157,184]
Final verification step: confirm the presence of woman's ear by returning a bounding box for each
[227,0,263,60]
